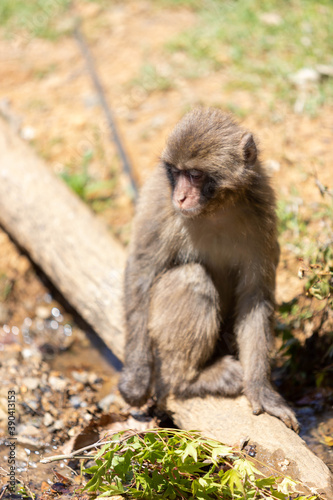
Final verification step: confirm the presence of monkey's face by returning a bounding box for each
[161,108,259,218]
[163,163,217,217]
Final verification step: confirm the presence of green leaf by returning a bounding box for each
[269,490,287,500]
[177,462,207,474]
[211,445,234,461]
[277,477,297,495]
[94,442,115,461]
[181,442,198,462]
[255,477,276,488]
[233,457,263,480]
[84,473,102,492]
[220,468,244,495]
[96,482,125,497]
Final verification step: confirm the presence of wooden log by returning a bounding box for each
[0,118,332,497]
[0,117,126,360]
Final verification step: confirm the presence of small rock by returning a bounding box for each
[88,372,101,385]
[25,399,39,411]
[24,377,39,391]
[48,375,67,392]
[20,126,36,141]
[43,412,54,427]
[35,305,51,319]
[21,347,42,364]
[71,370,89,384]
[68,426,80,437]
[69,395,82,408]
[52,419,64,430]
[278,458,290,471]
[290,67,320,87]
[316,64,333,78]
[98,393,115,412]
[17,423,40,438]
[259,12,282,26]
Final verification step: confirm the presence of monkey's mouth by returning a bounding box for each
[174,204,202,218]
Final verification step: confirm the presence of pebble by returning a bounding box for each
[36,305,52,319]
[72,370,89,384]
[48,375,67,392]
[24,377,39,390]
[69,395,82,408]
[316,64,333,78]
[43,412,54,427]
[25,399,38,411]
[259,12,282,26]
[21,347,42,363]
[278,458,290,471]
[98,393,115,412]
[20,126,36,141]
[52,419,64,430]
[17,423,40,438]
[88,372,101,385]
[290,67,320,87]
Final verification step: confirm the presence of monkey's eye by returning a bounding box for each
[188,169,203,180]
[164,162,179,175]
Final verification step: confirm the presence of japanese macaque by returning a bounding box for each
[119,107,298,431]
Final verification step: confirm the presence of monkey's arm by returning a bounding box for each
[118,253,156,406]
[235,268,299,431]
[119,172,173,406]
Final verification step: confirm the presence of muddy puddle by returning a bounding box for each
[298,407,333,472]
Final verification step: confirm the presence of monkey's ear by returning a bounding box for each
[241,132,257,166]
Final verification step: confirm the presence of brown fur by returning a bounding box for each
[119,108,298,431]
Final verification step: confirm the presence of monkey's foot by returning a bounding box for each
[118,368,151,407]
[246,384,299,432]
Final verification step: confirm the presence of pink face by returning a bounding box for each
[171,168,204,215]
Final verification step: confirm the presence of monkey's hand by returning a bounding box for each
[245,382,299,432]
[119,362,152,407]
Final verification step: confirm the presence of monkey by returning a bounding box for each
[119,107,299,431]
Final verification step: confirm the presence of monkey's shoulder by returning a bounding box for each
[135,167,171,219]
[128,167,181,255]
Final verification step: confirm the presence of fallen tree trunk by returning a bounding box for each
[0,118,332,497]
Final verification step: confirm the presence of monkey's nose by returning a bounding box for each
[178,194,187,205]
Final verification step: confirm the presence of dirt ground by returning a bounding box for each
[0,0,332,496]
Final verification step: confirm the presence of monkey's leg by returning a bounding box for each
[235,298,299,431]
[149,263,243,400]
[175,355,243,398]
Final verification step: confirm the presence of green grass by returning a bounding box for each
[131,63,174,94]
[157,0,201,8]
[0,273,13,301]
[61,150,118,212]
[0,0,71,39]
[165,0,333,112]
